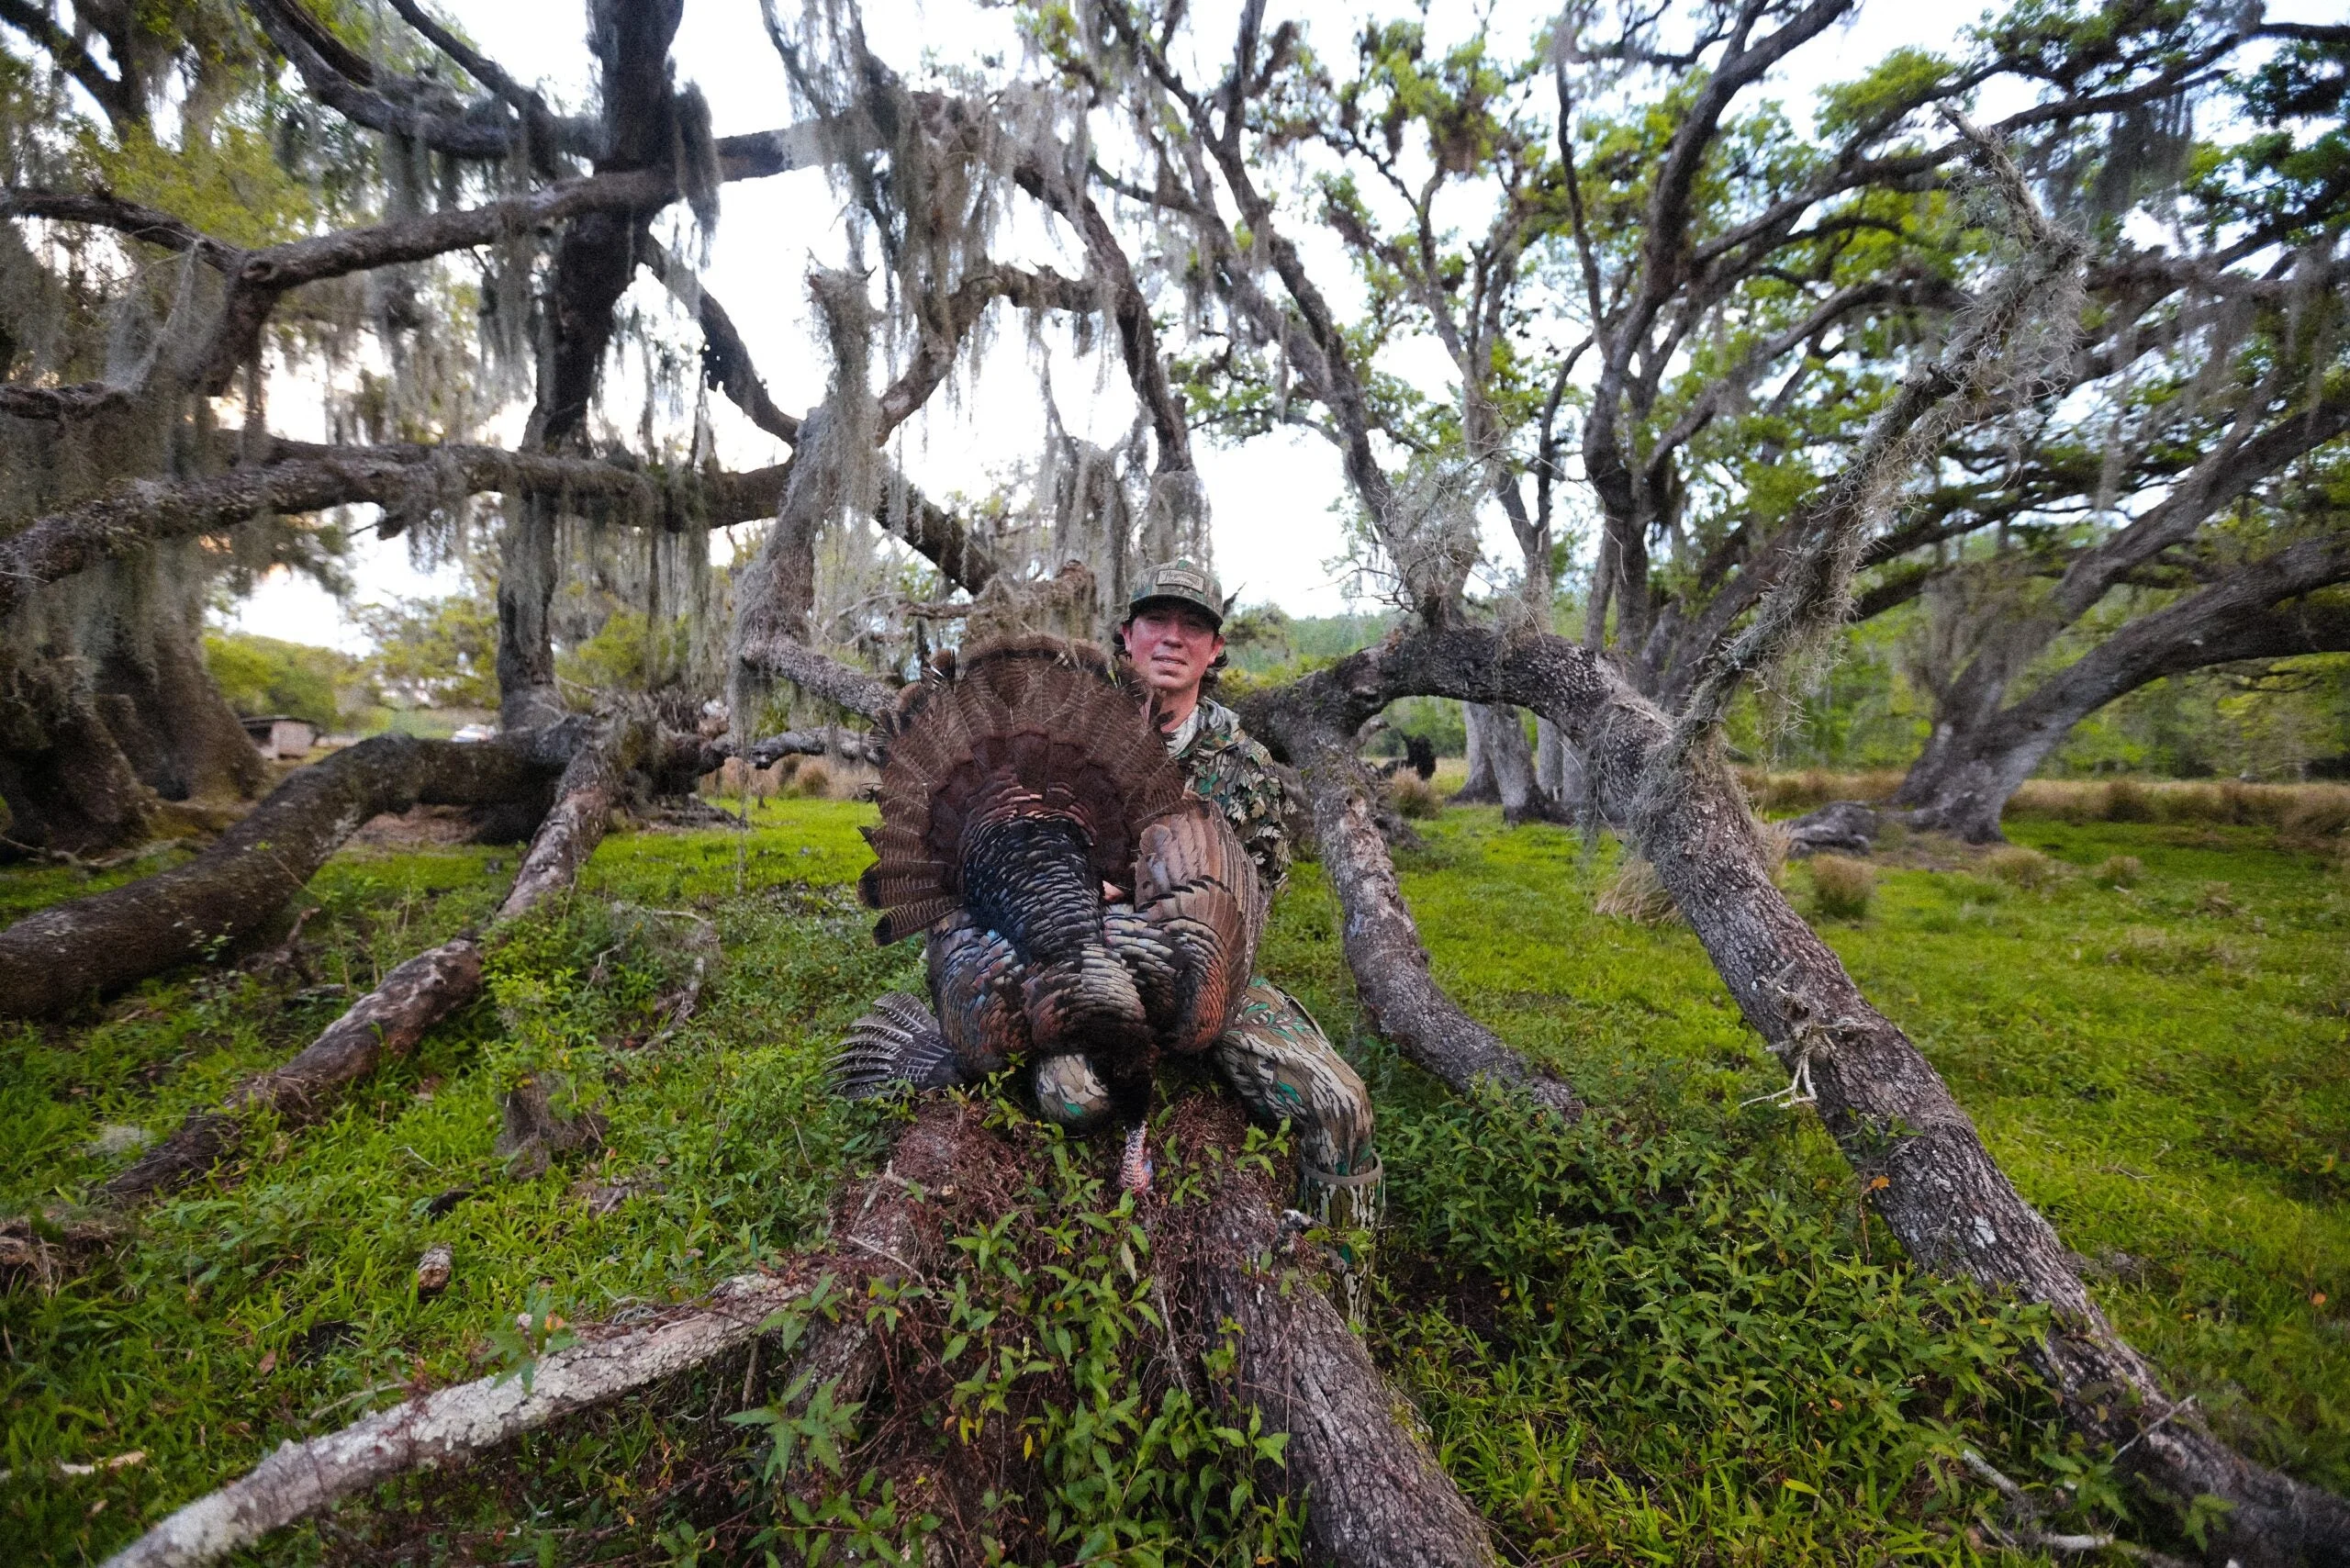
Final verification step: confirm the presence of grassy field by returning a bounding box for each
[2,795,2345,1563]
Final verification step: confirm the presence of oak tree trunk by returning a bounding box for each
[1451,701,1501,803]
[0,654,153,857]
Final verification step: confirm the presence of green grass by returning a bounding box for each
[2,801,2344,1562]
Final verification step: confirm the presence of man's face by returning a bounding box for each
[1122,602,1225,700]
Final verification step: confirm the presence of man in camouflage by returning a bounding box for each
[1097,558,1380,1229]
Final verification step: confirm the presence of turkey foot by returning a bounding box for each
[1119,1122,1154,1193]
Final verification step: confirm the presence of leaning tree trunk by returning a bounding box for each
[1241,685,1583,1120]
[0,726,582,1018]
[1174,1101,1500,1567]
[1892,547,2350,844]
[1253,623,2350,1568]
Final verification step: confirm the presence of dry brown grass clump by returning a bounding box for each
[2102,778,2156,822]
[1595,853,1678,924]
[1596,823,1792,926]
[1985,846,2063,890]
[789,758,835,799]
[699,756,796,800]
[2091,855,2143,888]
[2000,777,2350,830]
[1808,855,1874,921]
[1737,769,1902,813]
[1389,772,1442,820]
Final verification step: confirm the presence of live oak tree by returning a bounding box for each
[6,2,2350,1565]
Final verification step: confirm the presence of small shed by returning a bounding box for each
[241,715,317,760]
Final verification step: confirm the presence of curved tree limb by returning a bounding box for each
[1173,1100,1500,1567]
[2,187,241,267]
[378,0,599,167]
[0,442,787,618]
[0,380,131,420]
[1238,688,1583,1120]
[242,0,542,161]
[733,633,897,722]
[0,728,582,1020]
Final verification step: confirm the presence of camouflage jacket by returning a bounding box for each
[1169,698,1291,895]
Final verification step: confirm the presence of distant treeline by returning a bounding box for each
[1224,604,2350,781]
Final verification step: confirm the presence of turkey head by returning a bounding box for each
[836,636,1261,1190]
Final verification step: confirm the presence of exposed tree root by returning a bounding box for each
[102,709,666,1202]
[1248,624,2350,1568]
[0,728,585,1019]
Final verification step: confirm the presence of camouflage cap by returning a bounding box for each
[1125,556,1225,630]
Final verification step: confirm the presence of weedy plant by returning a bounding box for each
[9,800,2350,1563]
[1986,846,2063,890]
[1809,854,1876,921]
[1388,771,1441,820]
[2093,855,2144,888]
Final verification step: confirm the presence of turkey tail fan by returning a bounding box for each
[857,635,1187,946]
[832,992,967,1098]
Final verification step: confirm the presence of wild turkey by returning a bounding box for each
[834,636,1261,1189]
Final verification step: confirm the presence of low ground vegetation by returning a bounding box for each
[3,792,2344,1562]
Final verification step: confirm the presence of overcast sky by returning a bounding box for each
[220,0,2327,651]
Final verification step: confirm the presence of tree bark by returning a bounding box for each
[102,939,484,1200]
[100,1101,995,1568]
[498,0,686,731]
[1535,716,1583,809]
[99,711,655,1198]
[1486,705,1570,825]
[1451,702,1500,803]
[0,654,154,857]
[0,728,580,1019]
[1252,622,2350,1566]
[1176,1105,1500,1568]
[0,442,784,619]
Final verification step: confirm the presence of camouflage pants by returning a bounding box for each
[1033,980,1380,1227]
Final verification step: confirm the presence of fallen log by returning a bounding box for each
[104,711,655,1201]
[0,727,584,1019]
[1250,623,2350,1568]
[1171,1103,1500,1567]
[100,1101,992,1568]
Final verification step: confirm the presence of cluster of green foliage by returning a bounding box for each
[356,588,500,712]
[4,801,2344,1562]
[201,631,375,731]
